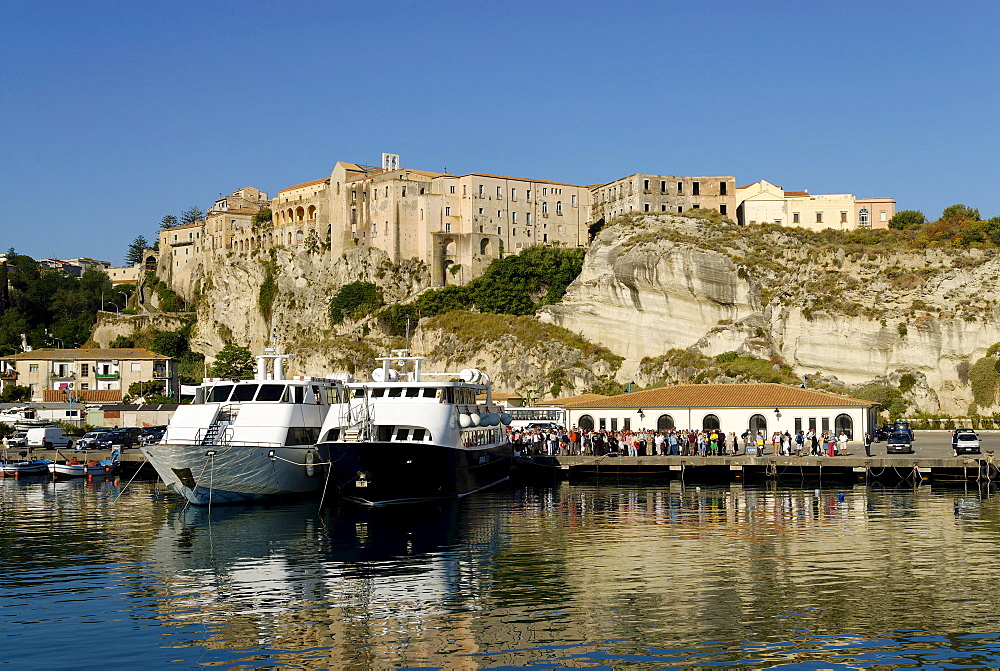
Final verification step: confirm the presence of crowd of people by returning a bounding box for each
[509,426,860,457]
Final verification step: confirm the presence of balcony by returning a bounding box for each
[153,370,173,379]
[0,370,17,380]
[50,371,75,380]
[95,372,120,380]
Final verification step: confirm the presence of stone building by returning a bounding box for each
[589,174,738,231]
[735,180,895,230]
[0,347,178,403]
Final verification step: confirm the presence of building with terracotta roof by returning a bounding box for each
[735,180,895,231]
[0,348,178,403]
[559,383,876,439]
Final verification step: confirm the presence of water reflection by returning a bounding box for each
[4,477,1000,668]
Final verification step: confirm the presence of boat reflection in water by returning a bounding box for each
[140,482,1000,669]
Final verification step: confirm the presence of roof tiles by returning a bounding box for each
[562,383,872,409]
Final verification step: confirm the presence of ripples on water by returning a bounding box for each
[3,475,1000,669]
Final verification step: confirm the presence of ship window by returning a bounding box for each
[285,427,320,445]
[412,428,427,441]
[293,386,305,404]
[376,425,394,441]
[208,385,234,402]
[257,384,285,402]
[395,428,409,440]
[232,385,258,402]
[423,388,438,398]
[323,428,340,442]
[371,388,387,397]
[352,388,365,398]
[388,388,402,397]
[405,388,420,397]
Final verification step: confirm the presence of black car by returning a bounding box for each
[886,430,914,454]
[95,428,141,449]
[873,424,893,442]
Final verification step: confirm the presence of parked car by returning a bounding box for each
[140,426,166,445]
[76,428,112,451]
[886,430,913,454]
[26,427,73,450]
[952,428,981,455]
[873,424,892,442]
[94,428,142,449]
[892,420,914,440]
[4,431,28,449]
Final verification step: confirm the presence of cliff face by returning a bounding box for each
[540,214,1000,414]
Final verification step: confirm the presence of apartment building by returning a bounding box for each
[590,174,738,229]
[0,348,178,402]
[735,180,895,231]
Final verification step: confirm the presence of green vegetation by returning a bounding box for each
[258,252,278,322]
[968,354,1000,408]
[252,208,272,225]
[329,281,384,325]
[209,343,255,378]
[888,210,926,230]
[639,348,798,386]
[107,316,205,385]
[0,385,30,402]
[145,273,185,312]
[853,383,907,418]
[0,250,117,354]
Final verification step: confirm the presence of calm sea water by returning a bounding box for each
[3,475,1000,669]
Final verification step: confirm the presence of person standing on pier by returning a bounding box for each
[863,432,873,457]
[838,431,849,456]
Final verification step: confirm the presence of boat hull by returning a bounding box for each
[48,462,118,479]
[317,440,512,505]
[2,460,52,476]
[141,443,326,505]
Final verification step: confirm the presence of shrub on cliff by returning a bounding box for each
[466,245,586,315]
[329,281,384,324]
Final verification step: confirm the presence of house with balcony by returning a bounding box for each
[0,348,178,403]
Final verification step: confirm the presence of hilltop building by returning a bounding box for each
[149,154,896,298]
[735,180,895,230]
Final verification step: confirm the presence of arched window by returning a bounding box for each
[748,413,767,436]
[835,414,854,439]
[579,415,595,431]
[657,414,674,431]
[702,414,720,431]
[295,230,304,242]
[556,201,563,215]
[442,238,456,257]
[480,238,490,255]
[307,205,316,220]
[542,202,548,214]
[859,208,870,228]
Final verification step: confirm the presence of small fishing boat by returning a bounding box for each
[48,451,120,479]
[2,459,53,477]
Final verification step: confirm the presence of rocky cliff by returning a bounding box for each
[540,213,1000,414]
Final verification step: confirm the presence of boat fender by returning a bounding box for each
[500,412,513,425]
[469,413,482,427]
[306,451,316,477]
[459,414,473,428]
[483,413,498,426]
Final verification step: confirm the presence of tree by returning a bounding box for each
[888,210,926,230]
[942,204,980,221]
[328,281,383,324]
[160,214,178,230]
[181,206,204,226]
[209,343,254,379]
[125,236,149,265]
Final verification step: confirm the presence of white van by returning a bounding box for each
[26,427,73,450]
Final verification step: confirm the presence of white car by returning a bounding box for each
[953,430,981,455]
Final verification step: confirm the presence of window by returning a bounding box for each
[449,185,455,194]
[543,187,548,196]
[611,418,618,431]
[816,212,823,223]
[497,186,502,197]
[692,204,699,209]
[420,209,424,220]
[512,228,516,236]
[29,364,39,373]
[599,418,606,430]
[81,364,89,376]
[571,194,577,207]
[623,417,631,431]
[702,414,720,430]
[445,223,451,232]
[542,202,548,214]
[542,233,547,242]
[497,210,502,217]
[660,180,666,192]
[463,185,466,195]
[131,363,141,373]
[880,210,888,222]
[526,189,531,200]
[720,181,727,195]
[859,208,870,227]
[556,201,562,215]
[720,205,727,215]
[478,208,484,215]
[661,205,667,212]
[644,204,650,212]
[445,206,451,216]
[749,414,767,436]
[657,414,674,430]
[511,188,516,200]
[579,415,595,430]
[511,212,517,224]
[643,179,650,190]
[401,186,406,197]
[793,212,800,223]
[525,212,531,226]
[478,185,484,197]
[677,182,684,194]
[677,206,683,213]
[841,211,848,223]
[692,181,700,196]
[80,383,88,390]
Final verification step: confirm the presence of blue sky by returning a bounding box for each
[4,0,999,263]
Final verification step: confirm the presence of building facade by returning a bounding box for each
[0,348,178,403]
[735,180,895,231]
[590,174,737,230]
[561,383,877,439]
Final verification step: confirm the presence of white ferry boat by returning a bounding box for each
[316,350,513,505]
[141,348,349,505]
